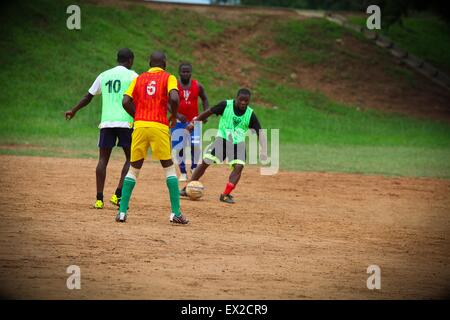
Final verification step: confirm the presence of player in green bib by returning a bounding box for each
[65,48,138,209]
[180,88,267,204]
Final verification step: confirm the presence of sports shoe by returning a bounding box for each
[180,186,188,197]
[220,194,235,204]
[179,173,188,182]
[115,212,127,223]
[94,200,104,209]
[110,194,121,206]
[170,213,189,224]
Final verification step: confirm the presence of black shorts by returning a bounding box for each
[204,137,246,166]
[98,128,132,148]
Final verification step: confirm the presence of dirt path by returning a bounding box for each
[0,155,449,299]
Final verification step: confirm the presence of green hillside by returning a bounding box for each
[1,0,449,178]
[349,12,450,73]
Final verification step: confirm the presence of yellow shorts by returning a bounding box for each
[130,122,172,162]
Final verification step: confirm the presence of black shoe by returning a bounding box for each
[220,194,235,204]
[180,187,188,197]
[170,213,189,224]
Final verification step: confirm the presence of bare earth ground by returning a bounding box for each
[0,155,449,299]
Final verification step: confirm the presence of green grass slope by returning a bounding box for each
[349,12,450,73]
[0,0,449,178]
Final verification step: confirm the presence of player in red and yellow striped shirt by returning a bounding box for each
[118,51,188,224]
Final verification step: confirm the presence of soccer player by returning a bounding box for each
[119,51,188,224]
[65,48,138,209]
[181,88,267,204]
[171,62,209,182]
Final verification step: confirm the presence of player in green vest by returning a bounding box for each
[180,88,267,204]
[65,48,138,209]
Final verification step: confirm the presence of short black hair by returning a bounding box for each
[237,88,251,97]
[179,62,192,71]
[117,48,134,63]
[149,51,166,68]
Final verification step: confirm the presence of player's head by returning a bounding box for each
[149,51,166,69]
[179,62,192,83]
[117,48,134,69]
[236,88,251,111]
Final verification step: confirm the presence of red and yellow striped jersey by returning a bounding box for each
[125,67,178,128]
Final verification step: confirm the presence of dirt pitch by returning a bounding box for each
[0,155,449,299]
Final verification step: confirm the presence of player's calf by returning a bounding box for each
[116,165,140,223]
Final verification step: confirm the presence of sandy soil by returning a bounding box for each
[0,155,449,299]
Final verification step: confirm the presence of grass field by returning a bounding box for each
[348,12,450,73]
[1,0,449,178]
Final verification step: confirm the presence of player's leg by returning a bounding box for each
[180,137,224,197]
[195,137,225,180]
[190,126,200,174]
[220,164,243,204]
[171,122,188,181]
[160,159,187,224]
[119,146,131,190]
[190,146,198,173]
[220,141,246,204]
[180,160,210,197]
[111,146,130,206]
[95,128,115,209]
[95,148,112,208]
[229,164,244,185]
[117,128,148,222]
[111,128,132,206]
[178,148,187,177]
[153,125,188,224]
[117,159,143,222]
[190,162,210,181]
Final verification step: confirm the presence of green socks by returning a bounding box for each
[166,176,181,216]
[119,176,136,214]
[119,174,180,217]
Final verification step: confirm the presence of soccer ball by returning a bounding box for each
[186,181,204,200]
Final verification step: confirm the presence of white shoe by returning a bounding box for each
[179,173,188,182]
[115,212,127,223]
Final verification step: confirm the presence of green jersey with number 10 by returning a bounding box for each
[98,66,136,128]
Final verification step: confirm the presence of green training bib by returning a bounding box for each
[217,99,253,144]
[100,66,135,127]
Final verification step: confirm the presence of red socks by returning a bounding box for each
[223,182,235,195]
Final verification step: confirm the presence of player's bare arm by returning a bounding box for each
[64,92,94,120]
[198,83,209,111]
[122,95,135,118]
[176,113,187,123]
[258,130,268,161]
[186,108,214,132]
[198,82,209,123]
[251,114,268,160]
[176,114,187,122]
[169,91,185,122]
[167,101,184,122]
[168,89,180,128]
